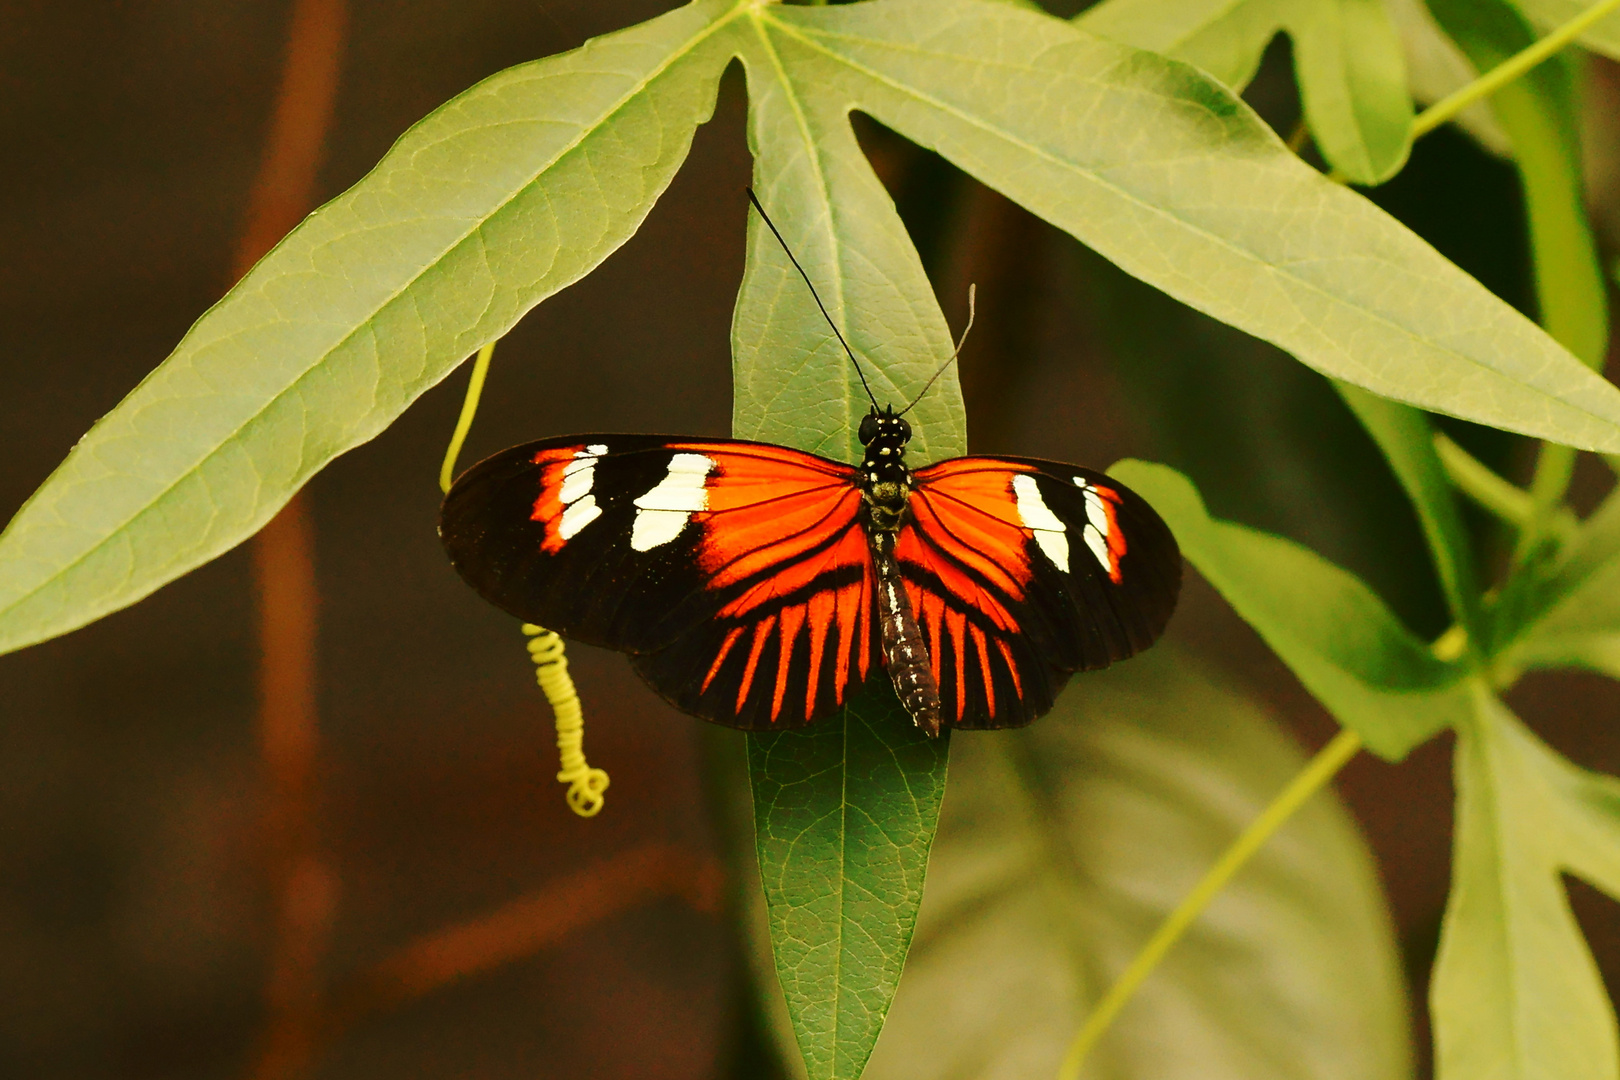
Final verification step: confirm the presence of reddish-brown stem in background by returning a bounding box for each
[323,844,726,1037]
[238,1,350,1078]
[230,4,728,1074]
[251,497,334,1080]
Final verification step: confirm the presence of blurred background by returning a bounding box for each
[2,1,1619,1077]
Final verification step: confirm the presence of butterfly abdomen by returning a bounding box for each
[870,530,943,737]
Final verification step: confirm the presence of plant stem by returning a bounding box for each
[1056,728,1364,1080]
[1435,433,1535,526]
[1410,0,1620,140]
[438,341,496,494]
[240,2,349,1077]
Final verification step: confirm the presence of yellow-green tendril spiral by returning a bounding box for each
[438,342,608,818]
[523,623,609,817]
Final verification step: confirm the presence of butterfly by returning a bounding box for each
[439,194,1180,736]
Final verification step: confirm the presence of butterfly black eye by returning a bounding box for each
[858,413,880,445]
[896,418,911,442]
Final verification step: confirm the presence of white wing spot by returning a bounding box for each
[631,453,714,551]
[558,494,601,540]
[1083,524,1110,572]
[1084,490,1109,535]
[1074,478,1114,572]
[553,447,606,543]
[1013,474,1069,572]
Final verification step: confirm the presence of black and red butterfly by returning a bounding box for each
[439,196,1180,736]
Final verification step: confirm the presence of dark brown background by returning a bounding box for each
[2,2,1618,1078]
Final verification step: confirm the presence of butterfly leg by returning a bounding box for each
[870,531,943,736]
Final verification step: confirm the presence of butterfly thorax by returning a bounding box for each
[858,405,913,533]
[854,405,942,734]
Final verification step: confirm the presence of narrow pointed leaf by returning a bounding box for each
[1078,0,1414,183]
[0,0,744,656]
[865,646,1411,1080]
[1110,460,1470,759]
[755,0,1620,454]
[1334,384,1480,634]
[747,688,951,1080]
[733,17,966,1074]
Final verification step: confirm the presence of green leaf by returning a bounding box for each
[863,646,1412,1080]
[747,687,951,1080]
[732,16,969,1077]
[732,20,965,465]
[1077,0,1414,183]
[1507,0,1620,62]
[1429,0,1610,369]
[1505,562,1620,676]
[1502,486,1620,677]
[1110,459,1471,759]
[755,0,1620,455]
[1334,384,1480,636]
[1432,691,1620,1080]
[1385,0,1510,154]
[0,0,744,656]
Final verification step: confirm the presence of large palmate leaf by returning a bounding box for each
[1077,0,1414,183]
[1433,692,1620,1080]
[0,0,743,655]
[1110,460,1471,759]
[751,0,1620,457]
[863,646,1411,1080]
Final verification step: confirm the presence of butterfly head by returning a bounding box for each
[859,403,911,450]
[859,404,913,495]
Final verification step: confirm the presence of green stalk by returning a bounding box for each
[1434,433,1535,526]
[1411,0,1620,139]
[438,342,497,495]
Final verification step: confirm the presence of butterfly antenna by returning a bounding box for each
[899,283,975,416]
[746,188,879,410]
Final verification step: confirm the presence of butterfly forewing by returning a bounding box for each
[442,436,1180,733]
[900,457,1181,729]
[439,435,879,729]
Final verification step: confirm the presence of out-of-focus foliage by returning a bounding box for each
[864,646,1409,1080]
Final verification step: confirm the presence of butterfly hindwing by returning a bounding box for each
[439,435,879,729]
[902,456,1181,729]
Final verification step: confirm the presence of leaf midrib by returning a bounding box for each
[0,2,745,624]
[761,9,1616,433]
[747,9,863,465]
